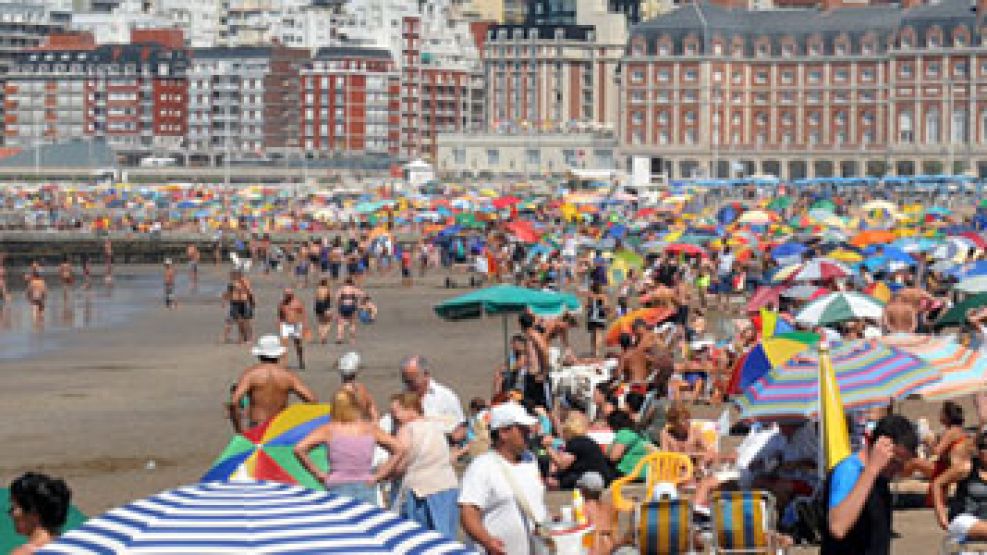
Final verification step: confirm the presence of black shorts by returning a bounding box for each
[587,320,606,332]
[230,301,252,320]
[401,267,410,278]
[523,374,551,409]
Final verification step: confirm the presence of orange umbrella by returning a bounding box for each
[605,307,676,346]
[850,230,896,248]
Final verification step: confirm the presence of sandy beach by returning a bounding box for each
[0,263,962,553]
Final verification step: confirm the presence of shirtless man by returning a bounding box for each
[228,335,317,433]
[186,244,200,284]
[519,311,551,408]
[58,257,74,292]
[883,297,918,333]
[278,288,307,370]
[227,270,254,343]
[163,259,177,309]
[25,271,46,322]
[615,331,650,387]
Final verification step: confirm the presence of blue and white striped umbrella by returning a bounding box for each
[39,481,473,554]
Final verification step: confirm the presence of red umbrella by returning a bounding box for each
[505,221,540,243]
[959,232,987,250]
[492,196,521,209]
[665,243,706,257]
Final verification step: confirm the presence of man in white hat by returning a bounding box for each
[228,334,317,433]
[459,402,547,555]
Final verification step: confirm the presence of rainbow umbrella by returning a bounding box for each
[734,339,938,420]
[879,334,987,400]
[727,331,819,394]
[202,404,331,490]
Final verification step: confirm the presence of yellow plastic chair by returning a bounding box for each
[611,451,694,513]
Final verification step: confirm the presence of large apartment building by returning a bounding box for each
[621,0,987,179]
[299,46,400,156]
[3,34,188,162]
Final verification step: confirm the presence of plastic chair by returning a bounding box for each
[636,498,693,555]
[709,490,778,554]
[611,451,694,513]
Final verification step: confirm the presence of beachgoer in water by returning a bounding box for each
[186,243,200,284]
[7,472,72,554]
[25,271,46,323]
[228,335,317,433]
[163,259,177,309]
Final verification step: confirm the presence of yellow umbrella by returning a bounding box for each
[828,249,863,263]
[820,343,851,470]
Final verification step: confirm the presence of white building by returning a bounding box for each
[436,130,618,178]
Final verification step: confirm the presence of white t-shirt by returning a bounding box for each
[423,379,466,435]
[459,451,547,555]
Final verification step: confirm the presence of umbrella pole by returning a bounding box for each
[502,314,510,366]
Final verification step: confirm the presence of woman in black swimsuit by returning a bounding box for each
[335,277,362,344]
[314,277,333,344]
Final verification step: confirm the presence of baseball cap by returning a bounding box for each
[337,351,361,377]
[488,402,538,430]
[575,471,605,493]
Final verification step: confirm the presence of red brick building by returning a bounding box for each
[621,0,987,179]
[299,46,400,156]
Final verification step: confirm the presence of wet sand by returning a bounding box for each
[0,263,958,553]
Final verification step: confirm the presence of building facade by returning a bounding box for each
[399,14,485,161]
[3,37,188,162]
[621,0,987,179]
[436,129,618,177]
[186,45,304,164]
[482,0,627,135]
[299,46,400,156]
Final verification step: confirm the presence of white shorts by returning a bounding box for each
[949,514,982,543]
[280,323,302,339]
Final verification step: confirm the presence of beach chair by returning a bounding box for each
[611,451,693,513]
[635,498,694,554]
[941,537,987,554]
[709,490,779,554]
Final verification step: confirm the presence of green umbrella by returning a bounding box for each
[811,199,837,212]
[455,212,483,229]
[435,285,581,362]
[0,488,86,552]
[768,197,793,211]
[612,249,644,269]
[936,293,987,327]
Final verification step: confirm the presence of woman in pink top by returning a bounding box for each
[295,389,403,505]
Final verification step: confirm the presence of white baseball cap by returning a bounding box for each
[337,351,361,377]
[488,402,538,430]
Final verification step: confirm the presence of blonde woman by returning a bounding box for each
[389,392,460,540]
[543,410,613,490]
[295,390,403,505]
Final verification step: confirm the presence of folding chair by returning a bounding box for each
[709,490,780,554]
[611,451,693,513]
[636,498,693,554]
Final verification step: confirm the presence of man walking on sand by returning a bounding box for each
[25,270,46,323]
[278,288,307,370]
[163,259,177,309]
[228,335,317,433]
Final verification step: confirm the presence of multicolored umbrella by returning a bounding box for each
[773,258,853,283]
[880,334,987,400]
[39,481,471,554]
[726,331,819,394]
[202,404,331,490]
[1,489,86,553]
[606,307,675,346]
[795,292,885,326]
[734,340,939,420]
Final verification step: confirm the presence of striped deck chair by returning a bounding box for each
[709,490,778,554]
[636,499,693,555]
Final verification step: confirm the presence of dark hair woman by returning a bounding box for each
[8,472,71,554]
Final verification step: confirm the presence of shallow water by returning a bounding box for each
[0,271,220,360]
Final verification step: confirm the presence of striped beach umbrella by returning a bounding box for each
[879,333,987,400]
[734,339,938,420]
[795,292,885,326]
[772,258,853,283]
[39,481,471,554]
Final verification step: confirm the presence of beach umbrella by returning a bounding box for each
[770,242,808,261]
[435,285,581,362]
[491,195,520,209]
[772,258,853,283]
[811,199,837,213]
[932,236,978,261]
[737,210,777,225]
[795,292,884,326]
[947,261,987,280]
[879,334,987,400]
[734,340,938,420]
[38,481,470,554]
[864,282,893,303]
[201,404,330,490]
[819,343,851,470]
[605,307,676,346]
[664,243,706,257]
[826,248,863,263]
[0,489,86,553]
[767,197,793,211]
[956,276,987,294]
[781,284,830,302]
[850,230,897,248]
[504,220,540,243]
[746,285,784,313]
[862,200,898,213]
[936,294,987,327]
[726,331,819,394]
